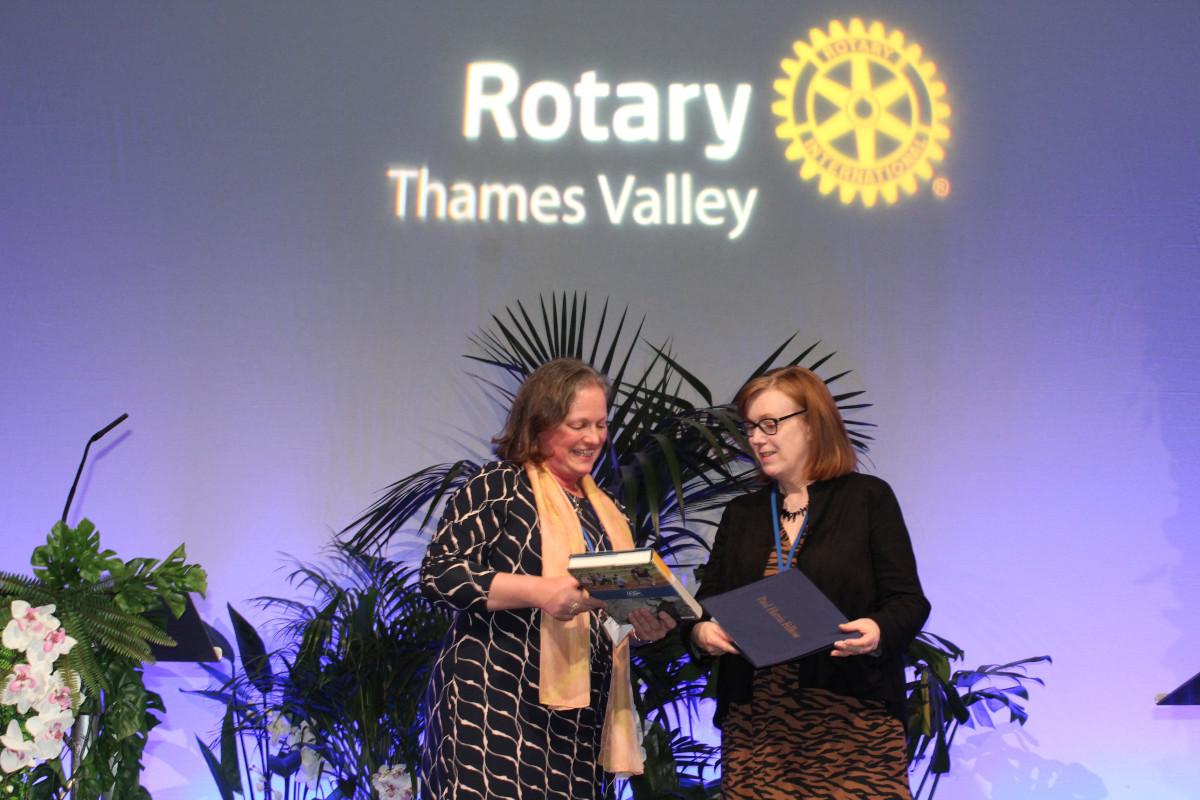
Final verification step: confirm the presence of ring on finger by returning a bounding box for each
[567,600,579,616]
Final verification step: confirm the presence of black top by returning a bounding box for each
[692,472,931,724]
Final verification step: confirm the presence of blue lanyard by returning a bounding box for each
[770,488,809,572]
[567,492,604,553]
[580,520,601,553]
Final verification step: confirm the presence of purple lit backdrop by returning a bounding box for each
[2,2,1198,797]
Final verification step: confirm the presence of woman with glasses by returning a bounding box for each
[419,358,674,799]
[689,366,929,799]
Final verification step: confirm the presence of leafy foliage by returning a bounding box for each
[905,636,1051,799]
[345,295,872,556]
[192,546,447,799]
[0,519,207,798]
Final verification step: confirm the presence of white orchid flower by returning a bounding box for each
[25,707,72,760]
[0,720,34,774]
[371,764,415,799]
[2,602,61,654]
[296,723,326,788]
[2,662,52,714]
[288,718,315,750]
[26,627,77,666]
[299,748,324,787]
[266,709,293,744]
[33,671,74,716]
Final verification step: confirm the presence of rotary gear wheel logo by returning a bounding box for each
[772,18,952,207]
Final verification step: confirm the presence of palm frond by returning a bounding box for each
[341,460,481,553]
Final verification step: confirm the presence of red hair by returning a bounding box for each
[734,366,857,481]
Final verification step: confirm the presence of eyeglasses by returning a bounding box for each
[737,409,806,437]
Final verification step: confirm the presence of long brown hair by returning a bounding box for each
[734,366,858,481]
[493,358,610,464]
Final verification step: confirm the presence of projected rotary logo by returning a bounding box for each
[772,19,951,207]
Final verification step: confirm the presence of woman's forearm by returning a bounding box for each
[486,572,549,611]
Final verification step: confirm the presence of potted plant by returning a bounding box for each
[193,546,446,799]
[0,519,207,798]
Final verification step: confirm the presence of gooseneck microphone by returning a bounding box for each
[61,413,129,523]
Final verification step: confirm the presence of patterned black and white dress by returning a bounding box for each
[418,461,615,800]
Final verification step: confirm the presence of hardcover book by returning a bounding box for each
[700,568,848,668]
[567,547,702,625]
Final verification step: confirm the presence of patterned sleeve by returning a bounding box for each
[419,462,518,614]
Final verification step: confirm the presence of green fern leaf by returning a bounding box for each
[61,607,113,694]
[0,573,54,605]
[72,611,154,662]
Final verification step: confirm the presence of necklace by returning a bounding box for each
[779,504,807,523]
[770,489,809,572]
[779,483,810,523]
[553,476,586,507]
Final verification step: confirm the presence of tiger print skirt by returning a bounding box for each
[722,660,912,799]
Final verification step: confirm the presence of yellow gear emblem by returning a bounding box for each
[772,18,951,207]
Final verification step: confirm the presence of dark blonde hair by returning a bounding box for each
[493,358,610,464]
[734,366,858,481]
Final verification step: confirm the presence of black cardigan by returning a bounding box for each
[692,472,930,724]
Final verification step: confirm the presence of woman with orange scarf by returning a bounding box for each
[419,358,675,799]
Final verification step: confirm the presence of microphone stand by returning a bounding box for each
[61,413,128,524]
[60,413,128,800]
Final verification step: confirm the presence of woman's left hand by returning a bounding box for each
[626,608,677,644]
[832,618,881,657]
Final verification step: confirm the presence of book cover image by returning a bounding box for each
[569,550,701,624]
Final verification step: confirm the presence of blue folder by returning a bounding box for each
[700,568,848,668]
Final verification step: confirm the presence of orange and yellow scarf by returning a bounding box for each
[526,461,644,777]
